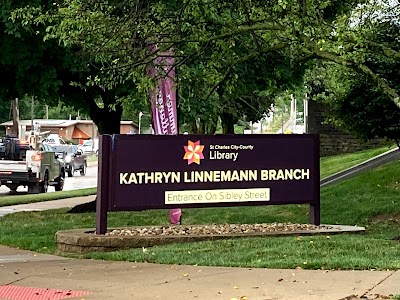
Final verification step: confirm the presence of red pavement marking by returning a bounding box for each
[0,285,92,300]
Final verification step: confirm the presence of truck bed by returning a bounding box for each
[0,160,28,172]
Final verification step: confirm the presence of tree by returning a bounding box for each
[305,19,400,144]
[1,0,145,134]
[0,1,61,101]
[9,0,400,135]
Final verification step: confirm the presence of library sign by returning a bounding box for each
[96,134,320,234]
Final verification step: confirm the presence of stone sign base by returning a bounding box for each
[56,224,365,254]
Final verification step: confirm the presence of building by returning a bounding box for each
[0,119,138,143]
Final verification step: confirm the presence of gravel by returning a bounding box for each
[105,223,335,237]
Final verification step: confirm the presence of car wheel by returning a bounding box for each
[7,184,18,193]
[55,170,65,192]
[28,183,40,194]
[40,172,49,193]
[67,166,74,177]
[80,163,86,176]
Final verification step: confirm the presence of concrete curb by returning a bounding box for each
[56,224,365,254]
[321,147,400,188]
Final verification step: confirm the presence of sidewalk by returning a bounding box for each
[0,195,96,217]
[0,245,398,300]
[0,198,399,300]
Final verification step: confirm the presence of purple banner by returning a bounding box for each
[150,50,178,135]
[149,47,180,223]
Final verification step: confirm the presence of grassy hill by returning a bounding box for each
[320,145,396,179]
[0,146,398,270]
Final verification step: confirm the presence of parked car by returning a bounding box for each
[42,134,67,145]
[51,145,87,177]
[78,138,99,156]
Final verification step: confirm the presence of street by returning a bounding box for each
[0,165,98,195]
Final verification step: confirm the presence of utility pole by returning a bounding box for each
[138,111,143,134]
[31,96,34,130]
[12,98,20,138]
[304,93,309,133]
[291,94,296,133]
[45,105,49,119]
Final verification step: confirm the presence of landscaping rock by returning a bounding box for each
[56,224,365,254]
[106,223,333,237]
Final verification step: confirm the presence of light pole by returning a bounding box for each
[304,93,309,134]
[138,111,143,134]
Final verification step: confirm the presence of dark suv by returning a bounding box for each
[51,145,87,177]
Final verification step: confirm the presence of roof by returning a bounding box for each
[1,119,79,127]
[72,127,91,139]
[1,119,138,128]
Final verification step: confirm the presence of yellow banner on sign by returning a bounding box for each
[165,188,270,204]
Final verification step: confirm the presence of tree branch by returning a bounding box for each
[315,50,400,108]
[364,40,400,61]
[303,0,307,17]
[338,36,400,61]
[203,66,233,102]
[203,42,288,102]
[230,42,287,65]
[241,0,263,52]
[162,22,284,45]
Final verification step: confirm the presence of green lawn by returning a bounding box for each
[320,145,396,179]
[0,188,96,207]
[0,158,399,270]
[87,154,98,162]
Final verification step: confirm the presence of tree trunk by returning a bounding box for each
[189,117,218,134]
[92,108,122,134]
[89,91,123,135]
[189,121,198,134]
[206,116,218,134]
[206,123,217,135]
[69,90,122,214]
[198,120,205,134]
[221,112,236,134]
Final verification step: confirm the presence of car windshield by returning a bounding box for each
[41,143,54,152]
[51,145,78,154]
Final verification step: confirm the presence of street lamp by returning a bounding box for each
[138,111,143,134]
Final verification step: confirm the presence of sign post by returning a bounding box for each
[96,135,112,235]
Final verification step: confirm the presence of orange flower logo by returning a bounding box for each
[183,140,204,165]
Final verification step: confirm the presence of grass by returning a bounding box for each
[87,154,98,162]
[320,144,396,179]
[0,157,399,270]
[0,188,96,207]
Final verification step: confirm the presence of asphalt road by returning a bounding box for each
[0,165,98,195]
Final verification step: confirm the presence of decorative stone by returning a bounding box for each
[55,224,366,254]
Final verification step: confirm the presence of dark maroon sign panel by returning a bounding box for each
[103,134,319,211]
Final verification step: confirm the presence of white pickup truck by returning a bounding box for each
[0,137,65,193]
